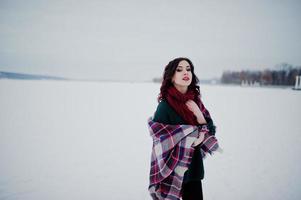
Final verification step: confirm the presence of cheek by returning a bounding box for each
[174,73,181,81]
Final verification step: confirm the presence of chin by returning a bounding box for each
[182,81,192,86]
[175,81,192,87]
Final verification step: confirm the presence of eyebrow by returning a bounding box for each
[177,65,191,68]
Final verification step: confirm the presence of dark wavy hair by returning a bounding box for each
[157,57,201,103]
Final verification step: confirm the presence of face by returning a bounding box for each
[171,60,192,87]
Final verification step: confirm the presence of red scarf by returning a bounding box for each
[166,86,200,125]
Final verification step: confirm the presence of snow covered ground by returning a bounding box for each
[0,79,300,200]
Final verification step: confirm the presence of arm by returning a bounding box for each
[186,99,218,146]
[196,112,207,125]
[186,100,216,136]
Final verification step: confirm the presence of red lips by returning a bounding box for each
[183,77,190,81]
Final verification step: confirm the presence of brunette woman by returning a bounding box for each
[152,57,217,200]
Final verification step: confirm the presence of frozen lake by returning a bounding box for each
[0,79,301,200]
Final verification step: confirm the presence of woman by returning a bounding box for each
[148,57,219,200]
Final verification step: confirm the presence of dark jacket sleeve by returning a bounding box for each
[204,116,216,136]
[201,99,216,136]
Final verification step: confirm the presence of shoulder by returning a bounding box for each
[157,99,169,110]
[153,99,171,123]
[155,99,171,115]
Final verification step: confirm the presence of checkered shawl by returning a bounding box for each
[147,117,219,200]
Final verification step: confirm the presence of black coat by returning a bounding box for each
[153,99,205,183]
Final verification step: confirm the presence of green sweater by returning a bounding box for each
[153,99,204,183]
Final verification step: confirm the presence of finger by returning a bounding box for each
[186,106,193,111]
[186,105,194,111]
[185,102,192,108]
[186,101,192,106]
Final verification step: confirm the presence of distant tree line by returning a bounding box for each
[221,63,301,86]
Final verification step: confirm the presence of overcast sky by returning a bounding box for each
[0,0,300,81]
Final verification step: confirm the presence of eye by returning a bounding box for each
[176,69,182,72]
[187,68,191,71]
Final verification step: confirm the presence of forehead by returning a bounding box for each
[177,60,190,67]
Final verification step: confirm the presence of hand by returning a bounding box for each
[185,100,207,124]
[185,100,200,115]
[192,131,205,147]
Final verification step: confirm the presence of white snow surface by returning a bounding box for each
[0,79,301,200]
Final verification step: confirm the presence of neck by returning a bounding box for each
[173,84,188,94]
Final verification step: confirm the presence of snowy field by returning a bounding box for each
[0,79,301,200]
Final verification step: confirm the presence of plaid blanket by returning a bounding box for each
[147,116,219,200]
